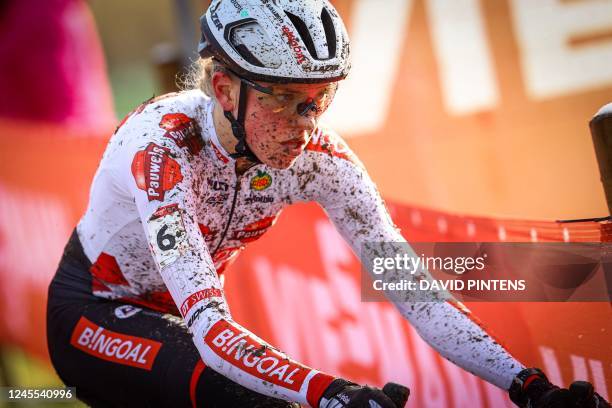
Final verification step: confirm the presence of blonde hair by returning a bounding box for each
[181,57,229,98]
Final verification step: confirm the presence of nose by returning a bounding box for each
[297,98,316,116]
[293,112,317,133]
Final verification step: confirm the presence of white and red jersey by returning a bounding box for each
[78,90,521,405]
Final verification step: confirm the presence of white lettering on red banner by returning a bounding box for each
[70,316,162,370]
[204,319,311,392]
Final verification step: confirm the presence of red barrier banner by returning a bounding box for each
[0,121,106,353]
[224,203,611,406]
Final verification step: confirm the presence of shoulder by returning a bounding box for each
[144,89,210,119]
[303,126,362,167]
[114,90,210,138]
[112,90,211,155]
[283,126,370,204]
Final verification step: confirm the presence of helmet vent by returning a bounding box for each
[284,11,319,60]
[227,21,279,68]
[233,43,265,67]
[321,7,337,59]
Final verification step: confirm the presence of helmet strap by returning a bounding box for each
[224,80,261,163]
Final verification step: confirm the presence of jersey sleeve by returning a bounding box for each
[112,106,335,407]
[294,128,524,390]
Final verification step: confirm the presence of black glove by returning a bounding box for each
[318,378,409,408]
[509,368,610,408]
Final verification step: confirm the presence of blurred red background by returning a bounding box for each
[0,0,610,406]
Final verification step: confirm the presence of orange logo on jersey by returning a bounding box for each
[205,319,311,392]
[131,143,183,201]
[231,216,277,243]
[250,170,272,191]
[70,317,162,370]
[159,113,204,155]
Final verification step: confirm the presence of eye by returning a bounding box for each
[274,94,293,104]
[315,93,328,104]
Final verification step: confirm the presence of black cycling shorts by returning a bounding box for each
[47,230,295,408]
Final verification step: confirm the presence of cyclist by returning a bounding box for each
[47,0,610,407]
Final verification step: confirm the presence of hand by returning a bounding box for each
[509,368,610,408]
[319,379,409,408]
[568,381,610,408]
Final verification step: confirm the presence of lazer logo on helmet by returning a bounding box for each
[210,1,223,30]
[303,64,340,73]
[131,143,183,201]
[70,317,161,370]
[205,319,310,391]
[281,25,306,65]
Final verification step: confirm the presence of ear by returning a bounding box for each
[212,71,238,112]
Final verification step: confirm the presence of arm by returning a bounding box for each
[117,109,335,407]
[299,128,523,390]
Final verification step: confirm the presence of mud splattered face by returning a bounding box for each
[242,81,338,169]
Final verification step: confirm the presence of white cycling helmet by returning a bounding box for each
[198,0,351,84]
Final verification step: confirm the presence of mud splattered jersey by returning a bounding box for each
[77,90,521,405]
